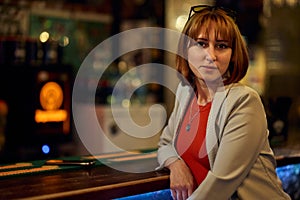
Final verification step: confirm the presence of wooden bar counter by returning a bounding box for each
[1,149,299,200]
[0,151,170,200]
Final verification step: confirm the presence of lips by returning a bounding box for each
[205,65,217,69]
[198,65,218,70]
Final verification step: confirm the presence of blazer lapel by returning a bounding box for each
[206,85,231,168]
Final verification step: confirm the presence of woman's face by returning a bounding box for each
[187,26,232,84]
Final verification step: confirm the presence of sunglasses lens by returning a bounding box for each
[192,6,207,12]
[189,5,236,21]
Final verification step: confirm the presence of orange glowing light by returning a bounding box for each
[35,81,67,123]
[35,109,67,123]
[40,82,63,110]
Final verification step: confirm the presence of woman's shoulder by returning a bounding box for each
[227,83,261,98]
[176,82,194,97]
[225,83,263,105]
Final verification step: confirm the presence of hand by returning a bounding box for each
[167,159,196,200]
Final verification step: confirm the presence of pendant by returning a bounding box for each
[186,124,191,132]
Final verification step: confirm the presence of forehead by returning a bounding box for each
[197,27,221,40]
[189,18,233,42]
[199,23,229,40]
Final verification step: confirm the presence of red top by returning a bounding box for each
[176,97,211,185]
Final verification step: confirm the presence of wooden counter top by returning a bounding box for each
[1,149,299,200]
[0,152,170,200]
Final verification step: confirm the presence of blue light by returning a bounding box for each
[115,189,172,200]
[276,163,300,199]
[42,145,50,154]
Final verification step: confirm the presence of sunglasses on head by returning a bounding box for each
[188,5,237,21]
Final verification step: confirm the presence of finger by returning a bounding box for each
[188,188,193,197]
[182,190,188,200]
[177,191,183,200]
[171,189,177,200]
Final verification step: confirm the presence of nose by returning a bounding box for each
[206,47,216,63]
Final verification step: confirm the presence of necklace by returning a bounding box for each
[186,97,200,132]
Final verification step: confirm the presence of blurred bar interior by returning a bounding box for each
[0,0,299,198]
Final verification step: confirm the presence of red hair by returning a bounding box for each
[176,7,249,86]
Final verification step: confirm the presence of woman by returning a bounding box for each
[156,5,291,200]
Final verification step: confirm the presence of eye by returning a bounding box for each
[216,43,230,49]
[196,41,208,48]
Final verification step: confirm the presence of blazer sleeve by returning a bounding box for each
[156,90,181,169]
[189,86,269,199]
[156,83,191,169]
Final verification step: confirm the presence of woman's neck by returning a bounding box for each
[195,79,215,106]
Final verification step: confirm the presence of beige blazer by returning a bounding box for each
[157,82,291,200]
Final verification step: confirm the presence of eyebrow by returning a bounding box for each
[216,39,229,43]
[196,38,229,43]
[195,38,208,41]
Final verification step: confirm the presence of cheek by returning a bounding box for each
[187,46,206,67]
[219,52,232,72]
